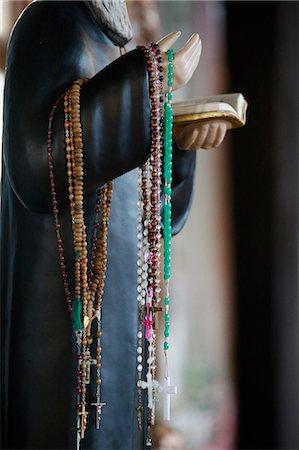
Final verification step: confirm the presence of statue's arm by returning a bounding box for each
[3,2,150,213]
[3,0,196,230]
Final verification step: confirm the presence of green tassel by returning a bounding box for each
[72,297,83,330]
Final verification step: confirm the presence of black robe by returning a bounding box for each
[0,1,196,449]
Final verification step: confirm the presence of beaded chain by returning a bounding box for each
[160,50,178,422]
[48,45,177,449]
[136,44,163,444]
[47,94,72,317]
[136,46,177,447]
[48,78,113,449]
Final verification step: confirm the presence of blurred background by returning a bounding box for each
[1,1,298,449]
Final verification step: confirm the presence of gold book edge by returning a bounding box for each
[173,110,245,129]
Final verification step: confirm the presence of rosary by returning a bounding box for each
[47,44,176,448]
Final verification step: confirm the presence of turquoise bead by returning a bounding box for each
[165,313,170,322]
[168,92,173,101]
[168,49,174,61]
[164,186,171,196]
[164,341,169,350]
[75,251,80,260]
[164,297,170,305]
[164,330,170,338]
[164,240,170,250]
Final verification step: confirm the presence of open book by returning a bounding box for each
[173,93,248,129]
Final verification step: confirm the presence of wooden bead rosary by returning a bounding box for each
[47,44,175,449]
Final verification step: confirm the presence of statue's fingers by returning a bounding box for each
[201,122,219,148]
[179,47,201,86]
[193,123,210,148]
[157,31,181,52]
[174,125,196,150]
[176,33,200,60]
[179,38,201,69]
[213,121,229,147]
[186,42,202,73]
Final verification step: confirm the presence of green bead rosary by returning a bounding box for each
[163,49,174,353]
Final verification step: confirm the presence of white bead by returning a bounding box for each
[137,268,142,275]
[137,286,142,293]
[137,276,142,284]
[137,232,142,240]
[141,299,146,306]
[137,355,142,363]
[137,347,142,354]
[137,294,142,302]
[137,331,142,339]
[137,364,143,372]
[141,281,147,289]
[141,290,146,298]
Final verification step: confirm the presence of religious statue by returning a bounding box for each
[0,1,235,449]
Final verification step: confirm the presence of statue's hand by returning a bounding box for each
[157,31,201,92]
[174,120,231,150]
[156,32,230,149]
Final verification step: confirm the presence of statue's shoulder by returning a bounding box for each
[9,1,88,46]
[9,0,94,62]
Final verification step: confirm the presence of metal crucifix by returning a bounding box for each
[91,400,106,429]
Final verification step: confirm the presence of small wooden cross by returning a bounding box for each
[159,376,177,421]
[91,401,106,429]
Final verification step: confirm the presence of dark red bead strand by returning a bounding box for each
[47,95,72,317]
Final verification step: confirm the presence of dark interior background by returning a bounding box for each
[226,2,299,448]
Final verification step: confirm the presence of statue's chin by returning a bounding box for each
[86,0,133,47]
